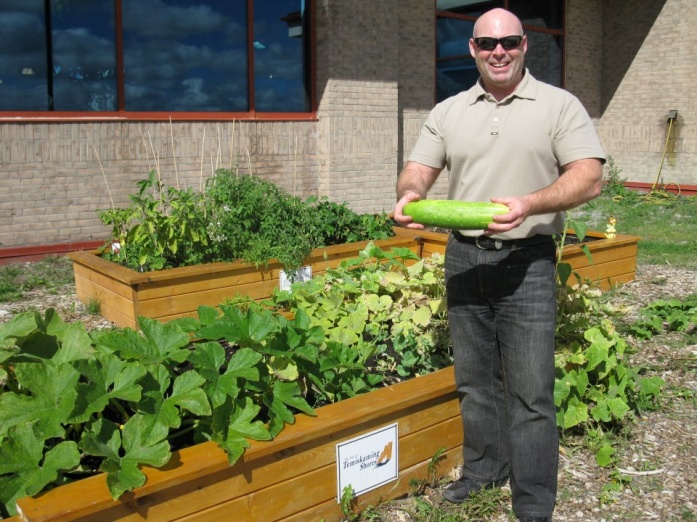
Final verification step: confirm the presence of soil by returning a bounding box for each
[1,263,695,521]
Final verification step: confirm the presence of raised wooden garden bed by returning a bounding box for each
[393,228,640,291]
[12,367,462,522]
[555,230,640,290]
[67,236,423,330]
[68,228,639,330]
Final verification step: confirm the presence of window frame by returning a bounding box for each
[0,0,317,123]
[435,0,566,102]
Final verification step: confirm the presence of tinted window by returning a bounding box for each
[254,0,311,112]
[437,58,479,101]
[0,0,313,115]
[509,0,564,29]
[122,0,247,112]
[436,0,503,17]
[0,0,117,111]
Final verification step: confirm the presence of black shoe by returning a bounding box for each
[442,475,508,503]
[518,518,552,522]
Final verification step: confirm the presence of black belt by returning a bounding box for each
[452,231,552,251]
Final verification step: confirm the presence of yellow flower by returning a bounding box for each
[605,216,617,239]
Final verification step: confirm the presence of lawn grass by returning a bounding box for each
[571,191,697,269]
[0,255,75,302]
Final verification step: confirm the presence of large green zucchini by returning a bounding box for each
[403,200,508,229]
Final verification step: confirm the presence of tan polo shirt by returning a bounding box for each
[408,70,606,239]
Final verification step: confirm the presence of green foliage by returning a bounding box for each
[340,485,359,521]
[99,168,395,272]
[601,156,637,200]
[99,170,211,271]
[555,283,666,443]
[628,295,697,340]
[554,216,666,464]
[554,214,591,288]
[270,244,451,399]
[305,196,396,245]
[0,306,323,516]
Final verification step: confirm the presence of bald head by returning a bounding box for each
[473,8,523,38]
[469,8,526,100]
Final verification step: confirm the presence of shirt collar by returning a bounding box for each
[467,68,537,105]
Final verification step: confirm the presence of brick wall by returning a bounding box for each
[0,120,319,248]
[565,0,603,118]
[597,0,695,187]
[398,0,450,200]
[315,0,401,214]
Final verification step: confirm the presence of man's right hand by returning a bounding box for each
[393,191,425,229]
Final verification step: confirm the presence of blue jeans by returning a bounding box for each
[445,233,558,518]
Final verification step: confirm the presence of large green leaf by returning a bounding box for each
[0,424,79,516]
[141,371,211,432]
[96,318,190,365]
[583,327,614,371]
[0,312,38,343]
[80,416,171,499]
[563,397,588,429]
[216,398,272,465]
[71,353,147,424]
[0,363,79,440]
[200,307,280,348]
[188,342,236,409]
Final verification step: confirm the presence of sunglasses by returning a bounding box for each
[473,35,523,51]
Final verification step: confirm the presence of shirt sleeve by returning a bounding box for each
[407,107,448,170]
[554,94,606,167]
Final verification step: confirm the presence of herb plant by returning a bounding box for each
[99,168,395,272]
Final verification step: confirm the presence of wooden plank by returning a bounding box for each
[173,416,463,522]
[72,262,136,302]
[573,257,637,281]
[563,243,638,270]
[593,272,636,291]
[281,445,463,522]
[68,237,418,288]
[68,251,140,285]
[136,279,280,318]
[73,268,138,329]
[16,368,458,522]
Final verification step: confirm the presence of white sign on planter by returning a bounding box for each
[279,265,312,291]
[336,423,399,500]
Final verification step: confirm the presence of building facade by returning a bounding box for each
[0,0,694,250]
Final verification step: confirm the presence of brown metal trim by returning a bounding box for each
[115,0,125,111]
[309,0,318,112]
[0,112,318,123]
[247,0,255,112]
[0,240,105,266]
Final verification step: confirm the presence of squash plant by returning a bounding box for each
[0,306,323,516]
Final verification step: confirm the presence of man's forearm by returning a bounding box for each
[396,161,441,200]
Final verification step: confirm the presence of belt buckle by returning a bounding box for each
[475,236,503,250]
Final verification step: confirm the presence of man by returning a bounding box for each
[393,8,605,522]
